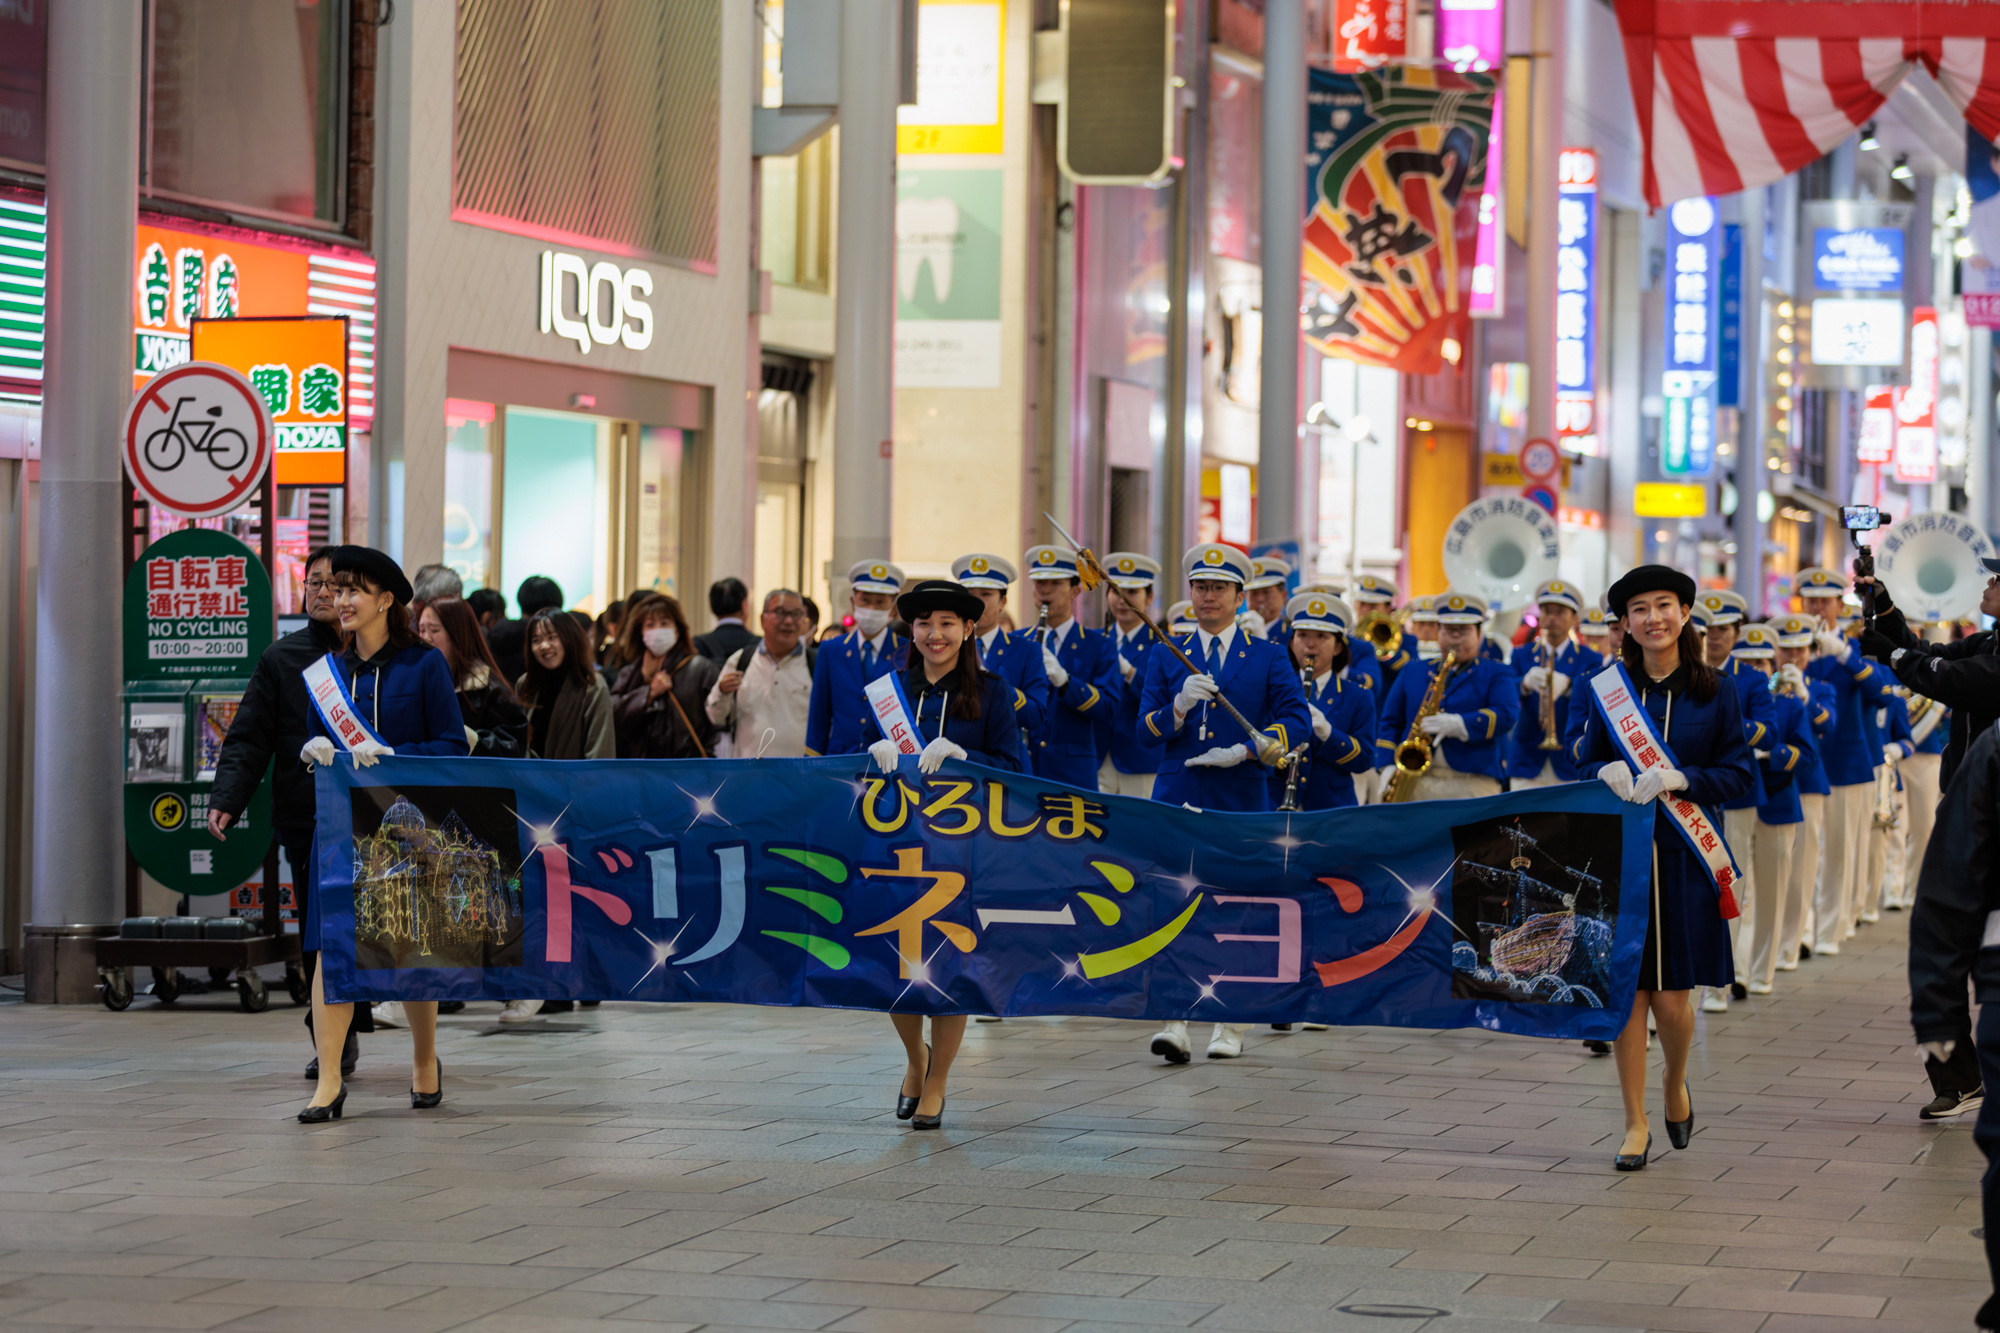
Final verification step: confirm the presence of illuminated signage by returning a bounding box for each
[1895,306,1938,482]
[1332,0,1408,71]
[1633,482,1707,518]
[1662,196,1718,477]
[1555,148,1597,456]
[192,316,348,487]
[1813,227,1903,292]
[1858,385,1894,464]
[1809,297,1904,366]
[1470,86,1504,318]
[538,250,654,355]
[1437,0,1502,72]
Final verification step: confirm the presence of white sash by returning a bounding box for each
[1589,661,1743,918]
[303,652,388,753]
[864,671,924,757]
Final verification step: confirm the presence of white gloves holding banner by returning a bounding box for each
[1309,704,1332,743]
[1041,648,1069,689]
[300,737,336,770]
[868,739,901,774]
[1419,712,1469,742]
[1175,672,1219,716]
[918,736,967,775]
[1186,744,1249,769]
[1630,766,1688,804]
[351,739,394,768]
[1599,761,1636,801]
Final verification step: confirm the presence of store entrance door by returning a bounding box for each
[1403,426,1474,596]
[500,407,613,614]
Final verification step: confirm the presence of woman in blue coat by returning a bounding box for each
[1273,592,1377,810]
[297,547,468,1124]
[860,580,1022,1132]
[1573,566,1754,1171]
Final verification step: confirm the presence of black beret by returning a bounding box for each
[896,579,985,626]
[331,546,414,605]
[1605,564,1698,618]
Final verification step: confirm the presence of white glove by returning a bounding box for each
[1522,666,1548,695]
[300,737,336,770]
[464,725,480,750]
[868,739,902,774]
[1309,704,1332,743]
[1814,629,1850,660]
[1419,712,1469,742]
[1175,672,1219,715]
[1119,655,1136,682]
[1883,744,1902,766]
[1754,748,1772,760]
[1185,743,1249,769]
[1041,647,1069,689]
[1630,766,1688,804]
[351,738,394,768]
[1549,671,1571,699]
[1238,610,1268,640]
[1921,1040,1958,1064]
[1599,762,1636,801]
[918,736,967,775]
[1775,663,1806,690]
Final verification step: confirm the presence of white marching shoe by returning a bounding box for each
[1700,988,1728,1014]
[371,1001,407,1028]
[1149,1021,1192,1064]
[1206,1024,1247,1059]
[498,999,545,1023]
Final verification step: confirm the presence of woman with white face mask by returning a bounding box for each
[609,593,722,758]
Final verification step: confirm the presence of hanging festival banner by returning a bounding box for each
[315,755,1653,1041]
[1302,66,1496,375]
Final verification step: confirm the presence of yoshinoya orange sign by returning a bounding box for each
[192,317,348,486]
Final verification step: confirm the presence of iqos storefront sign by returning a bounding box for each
[537,250,654,354]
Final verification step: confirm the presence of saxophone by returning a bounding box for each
[1382,650,1459,804]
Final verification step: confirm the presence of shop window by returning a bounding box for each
[761,134,833,293]
[445,399,495,593]
[146,0,350,226]
[501,407,610,616]
[636,425,684,600]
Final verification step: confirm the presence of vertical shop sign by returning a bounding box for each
[1857,385,1894,464]
[894,168,1004,388]
[1554,149,1596,456]
[1717,224,1741,407]
[1471,86,1505,318]
[1436,0,1504,71]
[1894,306,1938,483]
[1661,196,1720,477]
[192,316,349,487]
[897,0,1004,155]
[1332,0,1407,71]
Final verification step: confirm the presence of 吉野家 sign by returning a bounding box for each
[191,316,347,487]
[1633,482,1707,518]
[538,251,655,355]
[122,361,273,519]
[1662,197,1719,477]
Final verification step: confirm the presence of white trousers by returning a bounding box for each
[1511,760,1561,790]
[1097,757,1156,800]
[1749,812,1794,989]
[1861,776,1905,919]
[1816,782,1871,952]
[1782,793,1825,968]
[1724,807,1757,984]
[1899,752,1942,905]
[1401,758,1503,803]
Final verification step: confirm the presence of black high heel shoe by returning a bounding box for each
[1614,1131,1652,1171]
[1665,1081,1694,1149]
[895,1044,930,1120]
[411,1058,443,1110]
[298,1084,347,1123]
[911,1096,946,1131]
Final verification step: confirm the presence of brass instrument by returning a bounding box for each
[1382,650,1458,804]
[1277,668,1313,812]
[1357,608,1404,652]
[1537,638,1562,751]
[1769,663,1808,702]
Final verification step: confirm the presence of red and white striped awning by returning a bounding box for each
[1613,1,2000,206]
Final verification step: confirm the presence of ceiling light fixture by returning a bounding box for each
[1859,121,1880,151]
[1891,154,1914,181]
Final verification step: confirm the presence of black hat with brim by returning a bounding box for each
[1982,558,2000,576]
[1605,564,1698,618]
[331,546,415,605]
[896,579,985,625]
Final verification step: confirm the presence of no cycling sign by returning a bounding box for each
[122,360,273,518]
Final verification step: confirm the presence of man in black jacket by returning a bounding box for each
[694,576,759,661]
[1857,562,2000,788]
[1909,722,2000,1330]
[207,545,371,1072]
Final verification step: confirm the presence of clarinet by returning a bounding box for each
[1277,665,1313,812]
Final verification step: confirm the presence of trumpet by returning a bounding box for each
[1382,650,1458,803]
[1356,608,1404,652]
[1769,663,1808,702]
[1537,638,1562,751]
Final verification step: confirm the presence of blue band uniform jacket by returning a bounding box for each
[858,664,1025,773]
[1137,629,1311,812]
[1273,668,1378,810]
[1028,621,1119,788]
[1717,657,1778,810]
[805,629,900,756]
[1754,685,1820,826]
[976,628,1051,760]
[1506,638,1603,781]
[1374,655,1520,783]
[1806,640,1890,787]
[1102,624,1163,777]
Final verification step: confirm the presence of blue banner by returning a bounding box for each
[314,757,1656,1040]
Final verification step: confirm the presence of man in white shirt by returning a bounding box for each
[707,589,815,758]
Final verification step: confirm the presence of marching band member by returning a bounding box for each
[1374,590,1518,800]
[1164,599,1198,635]
[1407,595,1441,659]
[1732,623,1816,995]
[1579,606,1611,648]
[1508,579,1600,789]
[1698,589,1775,1012]
[1895,693,1948,912]
[1278,593,1378,811]
[1860,688,1915,926]
[1573,566,1755,1171]
[1243,556,1291,642]
[1098,552,1164,798]
[1795,569,1889,957]
[805,560,907,755]
[1768,614,1835,970]
[952,553,1050,763]
[1138,543,1310,1064]
[1024,545,1119,787]
[1349,574,1417,687]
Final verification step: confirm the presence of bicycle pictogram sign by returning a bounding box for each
[123,361,272,519]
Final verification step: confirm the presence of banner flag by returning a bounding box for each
[1303,65,1495,375]
[315,756,1654,1040]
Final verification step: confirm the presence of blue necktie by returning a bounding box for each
[1205,638,1222,678]
[863,640,875,674]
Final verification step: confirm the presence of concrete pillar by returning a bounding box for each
[1524,0,1564,449]
[831,0,899,581]
[1733,187,1766,614]
[1258,0,1305,545]
[29,2,142,999]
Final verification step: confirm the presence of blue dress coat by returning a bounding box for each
[1506,638,1603,780]
[977,627,1051,759]
[1138,629,1310,812]
[1102,624,1164,778]
[1754,687,1820,826]
[1573,665,1756,991]
[1272,668,1377,810]
[805,629,900,756]
[1717,657,1778,810]
[305,641,469,948]
[858,664,1024,772]
[1807,641,1890,787]
[1374,656,1519,782]
[1027,622,1119,788]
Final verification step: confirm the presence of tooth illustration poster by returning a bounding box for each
[895,168,1004,388]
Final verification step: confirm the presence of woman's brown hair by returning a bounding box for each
[336,571,419,652]
[614,592,693,671]
[421,597,518,700]
[519,608,596,705]
[907,611,986,720]
[1620,615,1718,703]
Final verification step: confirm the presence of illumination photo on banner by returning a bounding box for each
[1301,66,1494,374]
[313,756,1656,1041]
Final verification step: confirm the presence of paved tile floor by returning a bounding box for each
[0,909,1986,1333]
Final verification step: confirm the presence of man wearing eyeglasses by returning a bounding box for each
[208,544,374,1075]
[706,588,818,757]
